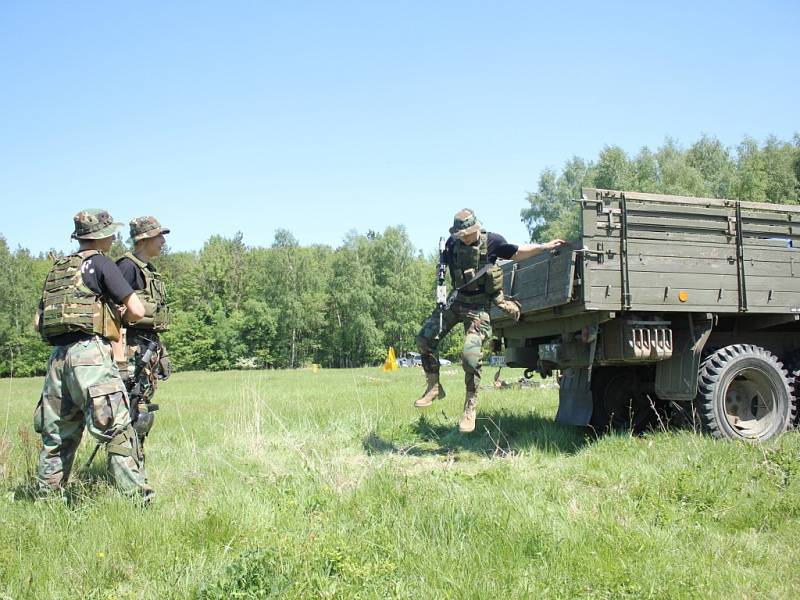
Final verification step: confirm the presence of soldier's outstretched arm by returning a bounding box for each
[511,239,565,261]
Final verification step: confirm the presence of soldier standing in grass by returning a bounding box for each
[115,216,173,463]
[34,209,154,501]
[414,209,564,433]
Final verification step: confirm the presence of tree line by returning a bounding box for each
[522,134,800,241]
[2,134,799,377]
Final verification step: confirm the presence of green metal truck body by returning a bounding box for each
[491,188,800,440]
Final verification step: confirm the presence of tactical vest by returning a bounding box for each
[448,232,504,305]
[118,252,170,332]
[40,250,122,343]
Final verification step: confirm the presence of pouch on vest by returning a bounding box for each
[485,264,504,298]
[129,302,157,329]
[461,268,478,291]
[94,302,122,343]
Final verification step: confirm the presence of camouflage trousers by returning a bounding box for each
[416,301,492,393]
[33,336,153,499]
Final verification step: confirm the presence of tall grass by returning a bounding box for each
[1,367,799,599]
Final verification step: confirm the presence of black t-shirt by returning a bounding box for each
[443,232,519,265]
[81,254,135,303]
[116,256,146,290]
[47,254,135,345]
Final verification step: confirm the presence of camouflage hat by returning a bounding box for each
[449,208,482,238]
[71,209,123,240]
[129,216,170,243]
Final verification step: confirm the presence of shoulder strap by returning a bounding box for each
[119,251,149,270]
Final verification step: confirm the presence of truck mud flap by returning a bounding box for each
[556,367,593,426]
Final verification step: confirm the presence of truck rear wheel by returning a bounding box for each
[697,345,795,441]
[589,367,658,434]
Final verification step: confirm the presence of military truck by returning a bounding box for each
[491,188,800,441]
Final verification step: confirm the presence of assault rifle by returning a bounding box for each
[435,237,447,338]
[128,338,161,437]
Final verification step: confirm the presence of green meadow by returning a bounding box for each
[1,367,799,599]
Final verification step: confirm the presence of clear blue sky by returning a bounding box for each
[1,1,798,256]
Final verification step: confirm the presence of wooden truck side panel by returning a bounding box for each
[581,189,800,314]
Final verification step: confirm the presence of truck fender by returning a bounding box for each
[655,313,714,401]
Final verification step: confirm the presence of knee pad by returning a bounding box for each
[106,424,137,459]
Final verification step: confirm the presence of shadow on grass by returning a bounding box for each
[3,427,149,507]
[4,459,117,507]
[365,409,592,458]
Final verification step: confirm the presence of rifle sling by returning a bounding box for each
[455,263,493,292]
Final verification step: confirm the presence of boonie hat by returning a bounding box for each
[129,216,171,243]
[71,209,123,240]
[449,208,482,238]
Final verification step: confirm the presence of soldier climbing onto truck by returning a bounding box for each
[413,208,564,433]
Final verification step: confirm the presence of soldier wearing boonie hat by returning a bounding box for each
[413,208,566,433]
[116,217,173,462]
[69,208,125,240]
[127,215,171,243]
[33,209,154,501]
[449,208,483,238]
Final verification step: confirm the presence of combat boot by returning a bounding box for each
[458,390,478,433]
[414,373,446,408]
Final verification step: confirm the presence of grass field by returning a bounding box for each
[1,366,799,599]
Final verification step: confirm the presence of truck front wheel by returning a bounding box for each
[697,344,795,441]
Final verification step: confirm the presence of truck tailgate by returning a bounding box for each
[494,241,578,319]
